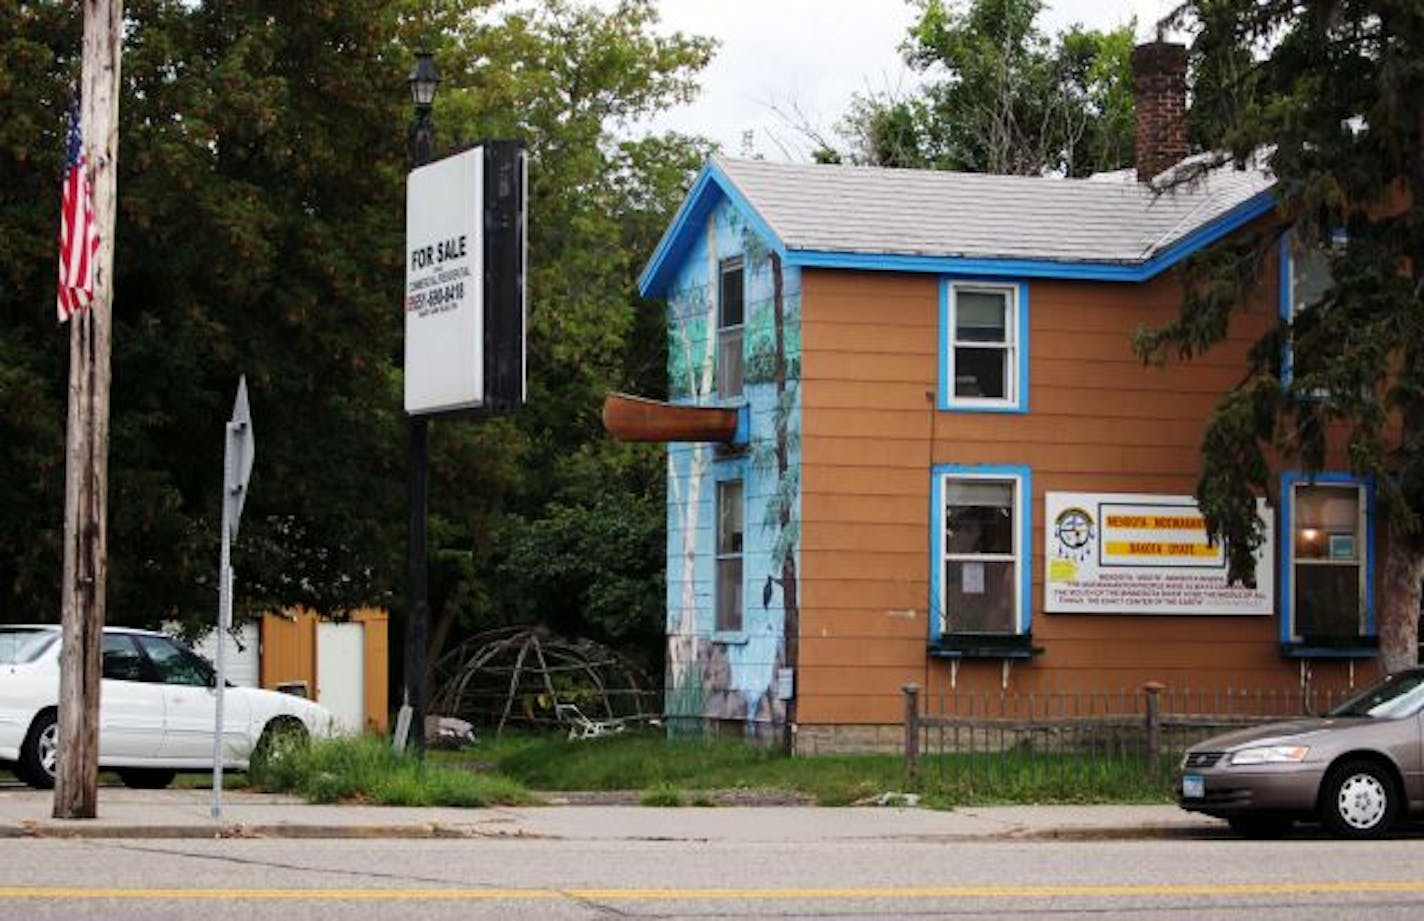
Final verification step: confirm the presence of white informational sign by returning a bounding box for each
[1044,492,1273,615]
[404,146,484,415]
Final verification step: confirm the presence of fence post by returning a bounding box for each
[1142,681,1164,780]
[902,683,921,787]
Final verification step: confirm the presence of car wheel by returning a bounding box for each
[19,710,58,790]
[1226,814,1293,839]
[116,769,176,790]
[1321,759,1397,839]
[251,718,309,774]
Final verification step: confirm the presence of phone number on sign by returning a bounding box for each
[405,282,465,313]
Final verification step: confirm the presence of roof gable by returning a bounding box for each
[641,155,1277,298]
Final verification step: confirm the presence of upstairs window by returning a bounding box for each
[1284,477,1373,646]
[941,281,1026,412]
[717,258,744,399]
[1281,231,1340,388]
[1290,244,1332,321]
[715,478,744,633]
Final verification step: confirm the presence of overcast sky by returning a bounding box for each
[637,0,1183,160]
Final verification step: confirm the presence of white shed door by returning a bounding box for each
[316,622,365,734]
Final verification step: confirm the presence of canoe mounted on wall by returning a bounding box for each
[602,392,741,443]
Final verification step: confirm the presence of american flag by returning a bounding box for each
[57,102,98,323]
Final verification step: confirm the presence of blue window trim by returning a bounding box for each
[1278,226,1346,392]
[638,162,1276,297]
[929,464,1033,642]
[712,457,749,644]
[938,277,1030,413]
[1278,232,1294,385]
[1278,471,1376,647]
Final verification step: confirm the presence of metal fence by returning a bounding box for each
[901,682,1355,794]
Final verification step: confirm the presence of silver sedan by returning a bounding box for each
[1177,668,1424,839]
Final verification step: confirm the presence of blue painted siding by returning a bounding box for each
[663,199,802,735]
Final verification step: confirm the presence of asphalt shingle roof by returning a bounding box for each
[713,154,1274,266]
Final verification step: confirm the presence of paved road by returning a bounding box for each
[3,828,1423,919]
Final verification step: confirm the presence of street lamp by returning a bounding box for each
[404,52,439,756]
[407,52,440,167]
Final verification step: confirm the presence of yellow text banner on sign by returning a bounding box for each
[1099,502,1225,568]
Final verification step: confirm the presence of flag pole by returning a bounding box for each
[54,0,122,820]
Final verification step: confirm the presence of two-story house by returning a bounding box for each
[615,42,1380,751]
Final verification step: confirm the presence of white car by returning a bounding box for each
[0,625,336,789]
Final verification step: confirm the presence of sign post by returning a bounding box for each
[401,142,526,756]
[212,376,254,819]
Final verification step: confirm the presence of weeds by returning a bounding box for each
[639,782,685,807]
[469,732,1173,808]
[263,732,1174,809]
[250,735,531,807]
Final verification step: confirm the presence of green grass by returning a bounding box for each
[172,772,250,791]
[443,731,1176,808]
[639,782,686,807]
[11,734,1177,809]
[913,753,1173,807]
[482,733,898,805]
[250,735,532,807]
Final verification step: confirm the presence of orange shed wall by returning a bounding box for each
[796,263,1372,727]
[260,611,317,695]
[351,607,389,734]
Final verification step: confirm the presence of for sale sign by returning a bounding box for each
[404,146,484,415]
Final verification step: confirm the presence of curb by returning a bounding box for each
[0,822,536,840]
[0,821,1217,841]
[1006,824,1226,841]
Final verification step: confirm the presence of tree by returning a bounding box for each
[836,0,1135,177]
[405,0,714,670]
[1136,0,1424,669]
[0,1,714,683]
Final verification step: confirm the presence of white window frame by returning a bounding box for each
[715,477,744,634]
[933,468,1027,637]
[944,281,1022,411]
[1285,479,1369,643]
[716,257,744,399]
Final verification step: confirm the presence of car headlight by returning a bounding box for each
[1229,745,1309,765]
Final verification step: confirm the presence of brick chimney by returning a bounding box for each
[1132,41,1189,182]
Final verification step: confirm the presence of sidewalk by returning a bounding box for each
[0,786,1226,841]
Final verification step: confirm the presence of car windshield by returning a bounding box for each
[0,628,57,664]
[1327,670,1424,719]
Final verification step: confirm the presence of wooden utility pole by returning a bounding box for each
[54,0,122,820]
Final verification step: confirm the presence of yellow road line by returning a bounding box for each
[0,881,1423,901]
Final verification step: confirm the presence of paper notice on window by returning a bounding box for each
[962,561,985,594]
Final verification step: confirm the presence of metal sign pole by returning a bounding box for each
[212,459,231,819]
[213,377,253,820]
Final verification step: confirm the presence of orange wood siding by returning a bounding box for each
[796,264,1376,726]
[259,611,317,695]
[352,607,389,734]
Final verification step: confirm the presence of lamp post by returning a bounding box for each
[409,52,438,165]
[404,51,439,756]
